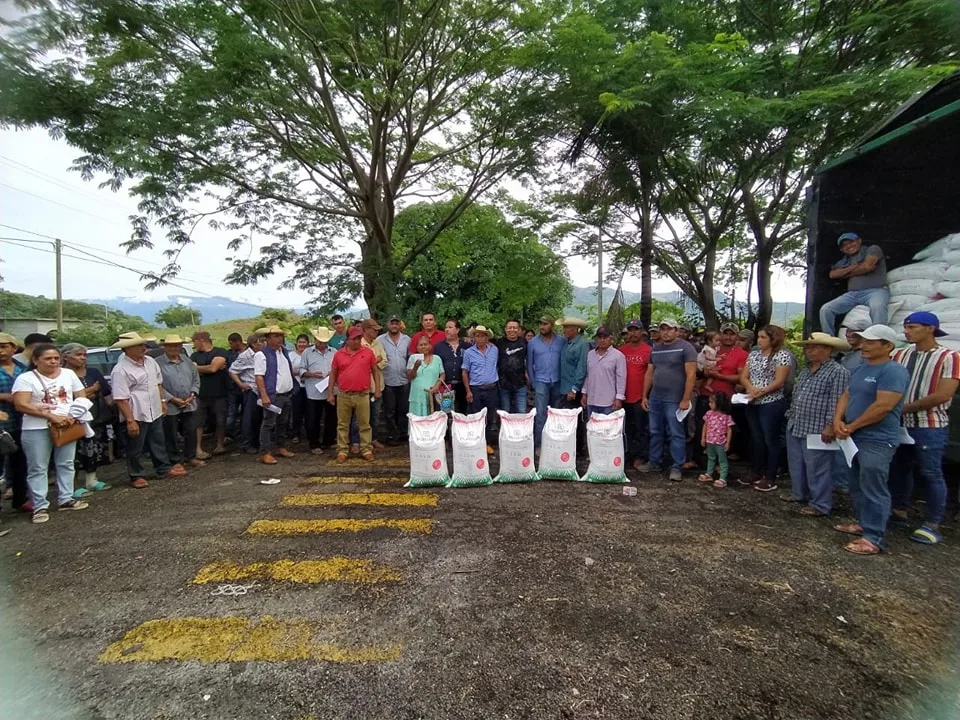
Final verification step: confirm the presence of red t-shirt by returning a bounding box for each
[701,345,748,398]
[411,329,445,350]
[620,342,652,404]
[331,347,377,393]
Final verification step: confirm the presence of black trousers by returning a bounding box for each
[162,411,198,464]
[305,398,338,449]
[3,426,29,508]
[688,395,712,466]
[289,386,307,439]
[382,384,410,440]
[468,385,499,446]
[559,393,587,452]
[240,390,263,450]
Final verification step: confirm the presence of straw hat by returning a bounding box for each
[468,325,494,339]
[255,325,287,336]
[313,326,335,343]
[800,332,851,351]
[110,332,151,349]
[558,316,587,329]
[160,334,186,345]
[0,332,18,346]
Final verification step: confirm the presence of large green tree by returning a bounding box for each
[0,0,546,315]
[392,200,572,330]
[155,303,200,328]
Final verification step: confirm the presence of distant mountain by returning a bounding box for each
[92,296,303,324]
[566,286,805,323]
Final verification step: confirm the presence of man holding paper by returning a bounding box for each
[300,327,338,454]
[254,325,297,465]
[784,333,850,517]
[832,325,909,555]
[889,312,960,545]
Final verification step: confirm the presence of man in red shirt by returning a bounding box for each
[410,312,445,350]
[620,320,652,468]
[692,322,749,466]
[328,327,382,463]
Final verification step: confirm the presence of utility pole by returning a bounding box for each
[55,238,63,333]
[597,225,603,324]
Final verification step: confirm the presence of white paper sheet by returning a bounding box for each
[316,377,329,394]
[838,437,859,468]
[806,434,840,451]
[731,393,751,405]
[256,399,284,414]
[899,426,915,445]
[675,406,691,422]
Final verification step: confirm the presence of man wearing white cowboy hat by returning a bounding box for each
[783,333,851,517]
[558,316,590,452]
[299,327,338,454]
[110,332,188,488]
[462,325,499,454]
[228,333,265,453]
[254,325,297,465]
[156,334,203,469]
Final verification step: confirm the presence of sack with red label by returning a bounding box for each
[581,409,628,484]
[448,409,493,488]
[494,409,539,483]
[404,412,450,488]
[537,407,581,481]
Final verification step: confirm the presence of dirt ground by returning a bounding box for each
[2,444,959,720]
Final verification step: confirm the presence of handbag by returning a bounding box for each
[0,430,17,455]
[31,370,87,447]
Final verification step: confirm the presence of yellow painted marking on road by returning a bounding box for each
[282,492,438,508]
[192,558,402,585]
[326,458,410,468]
[302,475,404,485]
[98,617,402,664]
[247,518,433,536]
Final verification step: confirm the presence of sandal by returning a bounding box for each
[844,538,881,555]
[32,509,49,524]
[910,525,943,545]
[72,488,91,500]
[130,478,149,489]
[87,481,111,491]
[834,522,864,536]
[779,494,802,503]
[336,453,348,464]
[362,452,375,462]
[697,474,714,483]
[195,450,212,461]
[800,506,827,517]
[713,479,727,488]
[59,499,89,511]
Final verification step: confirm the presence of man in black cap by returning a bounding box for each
[820,232,889,334]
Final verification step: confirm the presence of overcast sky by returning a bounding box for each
[0,126,807,312]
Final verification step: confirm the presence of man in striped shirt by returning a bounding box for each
[890,312,960,545]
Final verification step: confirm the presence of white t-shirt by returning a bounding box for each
[12,368,85,431]
[253,348,294,394]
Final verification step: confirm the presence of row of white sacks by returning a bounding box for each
[406,407,629,488]
[842,232,960,353]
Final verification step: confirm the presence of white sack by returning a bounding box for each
[937,281,960,298]
[887,279,938,299]
[494,409,539,483]
[889,294,933,311]
[944,266,960,282]
[538,407,581,481]
[448,409,493,487]
[581,409,628,484]
[887,262,947,283]
[405,412,450,488]
[913,233,960,262]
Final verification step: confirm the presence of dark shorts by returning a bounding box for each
[197,396,227,429]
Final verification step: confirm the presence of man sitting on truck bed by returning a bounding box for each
[819,232,890,335]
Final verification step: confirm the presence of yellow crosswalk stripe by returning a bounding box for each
[281,492,438,508]
[247,518,433,536]
[192,558,403,585]
[302,475,404,485]
[99,617,402,663]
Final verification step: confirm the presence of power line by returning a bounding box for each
[0,181,129,226]
[0,155,132,211]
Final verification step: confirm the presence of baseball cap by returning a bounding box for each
[837,232,860,246]
[595,326,612,337]
[903,311,948,337]
[626,319,643,330]
[387,315,401,323]
[361,318,382,331]
[658,318,679,329]
[347,326,363,339]
[0,332,17,345]
[539,314,556,325]
[720,322,739,333]
[852,324,898,343]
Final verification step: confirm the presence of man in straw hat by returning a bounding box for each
[558,316,589,451]
[462,324,499,454]
[782,333,851,516]
[328,326,382,462]
[889,311,960,546]
[110,332,188,488]
[228,333,265,453]
[299,327,338,454]
[527,313,565,448]
[253,325,296,465]
[832,325,909,555]
[156,334,203,469]
[0,331,29,513]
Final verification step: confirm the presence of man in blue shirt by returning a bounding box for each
[526,314,565,447]
[833,325,909,555]
[462,325,499,453]
[0,332,28,514]
[558,317,589,451]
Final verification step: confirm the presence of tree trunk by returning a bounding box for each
[360,234,399,320]
[639,184,654,329]
[754,243,775,330]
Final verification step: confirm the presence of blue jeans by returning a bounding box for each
[848,440,897,547]
[499,387,528,415]
[351,396,381,444]
[786,433,835,514]
[647,397,685,470]
[819,288,890,335]
[832,451,849,490]
[890,426,949,526]
[22,428,76,512]
[745,399,787,484]
[586,404,614,421]
[533,381,562,446]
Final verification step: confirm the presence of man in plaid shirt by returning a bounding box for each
[890,312,960,545]
[0,332,29,513]
[784,333,850,517]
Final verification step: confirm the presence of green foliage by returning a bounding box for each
[622,299,686,326]
[258,308,292,323]
[391,201,573,330]
[155,304,200,328]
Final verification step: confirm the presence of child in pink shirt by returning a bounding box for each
[699,391,735,488]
